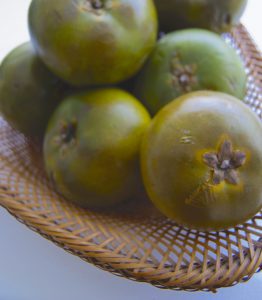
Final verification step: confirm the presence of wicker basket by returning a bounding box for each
[0,25,261,292]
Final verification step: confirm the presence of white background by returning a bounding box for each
[0,1,261,299]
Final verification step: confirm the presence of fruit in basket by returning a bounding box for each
[0,42,66,137]
[28,0,158,87]
[135,29,247,115]
[154,0,248,33]
[44,88,150,208]
[141,91,262,231]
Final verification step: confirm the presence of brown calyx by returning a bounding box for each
[53,120,78,156]
[60,121,77,144]
[89,0,104,9]
[81,0,105,14]
[170,54,198,93]
[203,139,246,185]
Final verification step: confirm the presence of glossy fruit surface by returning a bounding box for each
[44,88,151,208]
[28,0,158,86]
[141,91,262,230]
[135,29,247,115]
[154,0,248,33]
[0,42,66,137]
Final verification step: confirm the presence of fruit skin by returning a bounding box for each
[135,29,247,115]
[28,0,158,87]
[44,88,151,208]
[0,42,67,137]
[141,91,262,231]
[154,0,248,33]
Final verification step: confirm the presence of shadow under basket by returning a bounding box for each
[0,25,261,292]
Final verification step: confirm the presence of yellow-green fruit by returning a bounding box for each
[28,0,158,86]
[44,88,151,208]
[0,42,66,137]
[154,0,248,33]
[141,91,262,231]
[135,29,247,115]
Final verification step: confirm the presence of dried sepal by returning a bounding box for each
[203,139,246,186]
[203,152,218,168]
[224,169,239,185]
[232,150,246,168]
[218,140,233,161]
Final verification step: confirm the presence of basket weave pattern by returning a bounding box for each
[0,25,261,292]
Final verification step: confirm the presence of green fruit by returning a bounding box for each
[154,0,248,33]
[0,42,66,137]
[28,0,158,87]
[44,88,151,208]
[141,91,262,231]
[135,29,247,115]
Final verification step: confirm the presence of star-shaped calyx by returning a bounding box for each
[170,54,198,93]
[203,139,246,185]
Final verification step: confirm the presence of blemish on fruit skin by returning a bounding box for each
[179,130,195,145]
[180,136,195,145]
[54,10,63,22]
[185,181,216,208]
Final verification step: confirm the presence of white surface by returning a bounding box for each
[0,1,261,299]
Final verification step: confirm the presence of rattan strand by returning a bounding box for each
[0,25,261,292]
